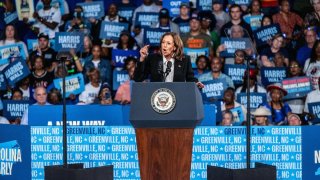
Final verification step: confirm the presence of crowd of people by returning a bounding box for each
[0,0,319,126]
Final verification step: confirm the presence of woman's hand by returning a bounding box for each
[196,82,204,89]
[139,45,150,62]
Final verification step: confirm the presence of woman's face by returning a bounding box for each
[251,0,260,13]
[212,3,222,11]
[289,62,301,76]
[272,37,283,49]
[262,17,271,26]
[92,46,101,59]
[49,93,59,104]
[120,34,129,44]
[223,90,234,104]
[6,25,15,39]
[270,89,282,102]
[12,92,22,100]
[222,113,232,126]
[84,36,91,49]
[89,71,99,83]
[313,0,320,12]
[234,51,245,64]
[197,58,207,70]
[274,53,284,67]
[255,116,267,125]
[34,58,44,70]
[161,35,175,58]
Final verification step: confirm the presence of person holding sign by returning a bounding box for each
[303,40,320,90]
[235,69,266,97]
[304,77,320,114]
[220,110,234,126]
[252,106,271,126]
[134,32,203,88]
[260,83,292,125]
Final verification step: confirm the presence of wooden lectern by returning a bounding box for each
[130,82,204,180]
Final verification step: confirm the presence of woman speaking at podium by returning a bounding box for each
[133,32,204,88]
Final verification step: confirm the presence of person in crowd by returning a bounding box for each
[173,2,190,25]
[32,0,61,39]
[221,110,234,126]
[29,33,57,72]
[131,0,161,31]
[287,113,302,126]
[17,77,31,100]
[252,106,272,126]
[260,83,292,125]
[75,34,93,66]
[243,0,264,31]
[30,56,54,89]
[153,8,180,34]
[47,88,62,105]
[221,87,247,124]
[235,69,267,97]
[297,27,318,67]
[272,0,303,39]
[304,77,320,114]
[116,30,139,50]
[134,32,203,88]
[261,15,273,27]
[78,68,101,105]
[104,3,128,23]
[199,57,234,88]
[194,55,210,78]
[83,45,112,85]
[260,34,289,67]
[115,57,137,104]
[11,89,23,100]
[65,5,91,33]
[274,52,287,67]
[95,82,112,105]
[0,24,28,59]
[212,0,230,35]
[303,40,320,90]
[181,13,214,57]
[304,0,320,27]
[225,49,247,65]
[21,86,51,125]
[198,10,219,51]
[220,4,253,39]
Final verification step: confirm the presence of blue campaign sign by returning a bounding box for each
[308,102,320,122]
[201,79,227,101]
[0,125,31,179]
[2,100,30,120]
[223,64,246,85]
[28,105,126,126]
[236,92,267,110]
[261,67,287,87]
[136,12,158,28]
[229,106,245,125]
[0,43,28,66]
[220,38,253,57]
[162,0,189,18]
[0,72,6,91]
[99,21,129,41]
[183,47,209,68]
[196,0,212,11]
[53,73,85,97]
[254,24,281,47]
[228,0,252,5]
[179,22,190,34]
[4,11,18,24]
[113,70,129,91]
[243,14,263,31]
[282,77,312,100]
[55,32,84,52]
[302,126,320,180]
[27,39,55,52]
[77,1,104,19]
[118,7,135,22]
[144,28,169,47]
[3,59,31,86]
[111,49,139,67]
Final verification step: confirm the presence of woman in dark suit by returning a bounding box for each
[134,32,204,87]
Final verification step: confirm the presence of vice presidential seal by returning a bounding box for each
[151,88,176,114]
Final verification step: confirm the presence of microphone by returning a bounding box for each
[164,61,172,81]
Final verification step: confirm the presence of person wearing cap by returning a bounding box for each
[287,113,302,126]
[212,0,230,36]
[181,12,214,57]
[32,0,61,39]
[235,69,266,100]
[94,82,112,105]
[296,27,318,67]
[173,2,190,25]
[29,32,57,72]
[260,83,292,125]
[252,106,271,126]
[152,8,180,34]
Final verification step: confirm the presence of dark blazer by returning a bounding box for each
[133,53,198,82]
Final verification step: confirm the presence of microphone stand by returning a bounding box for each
[60,56,68,168]
[245,55,251,169]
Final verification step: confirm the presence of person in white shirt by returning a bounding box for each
[78,68,101,104]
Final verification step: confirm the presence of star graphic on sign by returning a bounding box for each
[219,130,223,134]
[291,138,294,142]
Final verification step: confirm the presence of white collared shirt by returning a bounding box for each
[163,56,174,82]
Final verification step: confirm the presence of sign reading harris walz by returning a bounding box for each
[220,37,253,57]
[254,24,281,47]
[3,59,30,86]
[136,12,158,28]
[224,64,246,85]
[261,67,287,87]
[228,0,252,5]
[237,92,267,110]
[99,21,129,41]
[308,102,320,122]
[55,32,84,52]
[144,28,169,47]
[201,79,227,102]
[76,1,104,19]
[282,76,312,100]
[3,100,30,120]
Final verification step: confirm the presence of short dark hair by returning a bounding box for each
[228,4,242,16]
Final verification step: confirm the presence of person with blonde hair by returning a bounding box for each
[134,32,204,88]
